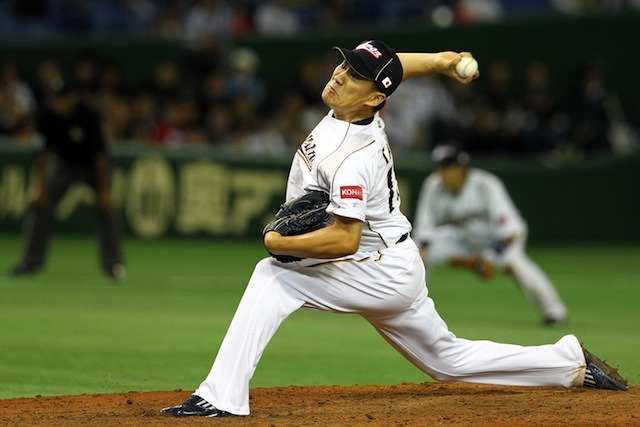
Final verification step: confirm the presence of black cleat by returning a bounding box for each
[583,347,628,391]
[543,317,567,327]
[8,263,39,277]
[160,395,237,418]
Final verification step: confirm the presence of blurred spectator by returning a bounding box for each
[196,68,231,115]
[50,0,93,34]
[232,115,289,155]
[144,60,190,107]
[155,0,185,38]
[128,90,159,142]
[4,0,50,38]
[254,0,301,36]
[227,47,266,110]
[315,0,351,28]
[97,59,130,97]
[151,95,201,148]
[455,0,505,24]
[1,0,639,41]
[549,0,640,15]
[202,104,235,146]
[70,51,101,105]
[0,60,38,144]
[466,57,524,154]
[288,55,332,107]
[567,59,638,156]
[32,59,65,107]
[92,0,158,36]
[273,91,312,149]
[181,0,237,81]
[98,91,132,141]
[382,75,457,153]
[274,54,333,148]
[230,94,288,154]
[515,60,570,154]
[567,60,612,154]
[94,59,132,142]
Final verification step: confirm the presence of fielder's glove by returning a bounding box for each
[263,190,332,263]
[491,239,510,255]
[449,256,495,280]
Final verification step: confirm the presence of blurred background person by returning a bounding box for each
[412,142,568,326]
[254,0,301,36]
[0,59,38,145]
[382,74,457,153]
[515,59,570,155]
[9,81,125,280]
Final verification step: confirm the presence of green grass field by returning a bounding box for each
[0,234,638,399]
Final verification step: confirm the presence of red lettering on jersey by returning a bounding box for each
[340,186,363,200]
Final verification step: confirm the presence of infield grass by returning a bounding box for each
[0,234,638,399]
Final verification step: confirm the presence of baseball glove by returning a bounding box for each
[263,190,332,263]
[449,256,495,280]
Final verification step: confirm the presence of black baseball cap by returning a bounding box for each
[333,40,403,97]
[431,143,470,167]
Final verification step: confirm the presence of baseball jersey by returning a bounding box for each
[412,168,525,246]
[285,110,411,253]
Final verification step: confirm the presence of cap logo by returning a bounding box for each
[355,42,382,59]
[381,76,392,88]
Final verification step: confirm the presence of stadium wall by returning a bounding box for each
[1,144,638,243]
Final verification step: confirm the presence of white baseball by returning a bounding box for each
[456,57,478,78]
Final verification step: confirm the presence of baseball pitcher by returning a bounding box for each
[161,40,627,419]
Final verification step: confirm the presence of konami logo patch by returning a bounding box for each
[340,186,363,200]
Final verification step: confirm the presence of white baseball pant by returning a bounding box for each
[426,226,567,321]
[195,238,584,415]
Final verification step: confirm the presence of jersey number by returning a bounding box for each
[382,144,397,214]
[386,168,395,214]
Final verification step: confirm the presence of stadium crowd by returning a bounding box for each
[2,0,639,39]
[1,0,638,160]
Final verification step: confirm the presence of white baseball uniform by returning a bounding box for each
[413,168,567,322]
[194,111,584,416]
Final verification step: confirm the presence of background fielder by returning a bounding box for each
[413,143,568,326]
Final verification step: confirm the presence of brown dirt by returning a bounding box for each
[1,383,638,427]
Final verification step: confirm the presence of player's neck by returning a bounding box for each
[332,111,375,123]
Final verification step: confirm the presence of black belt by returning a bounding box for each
[396,233,409,244]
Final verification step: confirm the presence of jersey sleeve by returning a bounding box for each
[323,148,371,222]
[484,174,526,238]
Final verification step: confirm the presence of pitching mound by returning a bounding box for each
[1,383,637,426]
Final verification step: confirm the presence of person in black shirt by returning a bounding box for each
[9,81,125,280]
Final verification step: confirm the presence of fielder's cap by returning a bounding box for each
[431,143,470,167]
[333,40,403,97]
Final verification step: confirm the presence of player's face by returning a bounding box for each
[321,61,385,121]
[438,164,467,194]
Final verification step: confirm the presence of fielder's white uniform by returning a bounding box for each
[413,168,568,322]
[194,111,584,416]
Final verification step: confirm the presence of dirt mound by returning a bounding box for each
[1,383,637,426]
